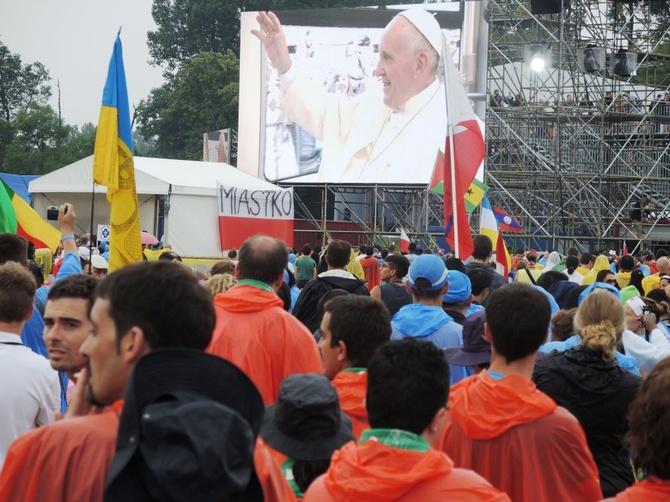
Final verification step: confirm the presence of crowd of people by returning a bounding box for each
[1,201,670,501]
[2,4,670,499]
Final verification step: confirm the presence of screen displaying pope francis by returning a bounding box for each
[237,3,487,185]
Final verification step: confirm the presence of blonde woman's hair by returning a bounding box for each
[573,290,624,361]
[203,273,237,298]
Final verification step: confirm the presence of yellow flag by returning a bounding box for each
[92,33,142,272]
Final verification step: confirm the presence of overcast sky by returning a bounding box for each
[0,0,164,127]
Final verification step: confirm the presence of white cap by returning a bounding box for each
[90,254,108,270]
[626,296,645,316]
[398,9,442,56]
[608,250,616,257]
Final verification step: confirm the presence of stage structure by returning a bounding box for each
[237,2,669,253]
[288,184,447,250]
[485,0,670,254]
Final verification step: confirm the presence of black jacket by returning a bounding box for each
[292,274,369,332]
[532,347,640,498]
[465,262,507,296]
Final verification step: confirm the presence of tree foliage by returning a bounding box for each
[147,0,404,73]
[0,39,51,122]
[3,103,70,174]
[0,39,101,174]
[136,50,240,160]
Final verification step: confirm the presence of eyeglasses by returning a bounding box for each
[605,279,617,285]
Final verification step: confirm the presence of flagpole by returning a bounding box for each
[87,180,95,274]
[442,34,459,256]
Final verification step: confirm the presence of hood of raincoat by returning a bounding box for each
[346,250,365,279]
[449,370,557,440]
[392,304,451,337]
[214,284,283,313]
[582,255,613,285]
[333,370,367,422]
[323,439,453,501]
[360,256,379,267]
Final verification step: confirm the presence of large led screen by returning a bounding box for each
[238,4,488,186]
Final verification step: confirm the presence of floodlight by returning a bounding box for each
[525,44,551,73]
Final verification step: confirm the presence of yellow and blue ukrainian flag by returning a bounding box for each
[93,32,142,272]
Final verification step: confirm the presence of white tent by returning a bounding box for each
[29,156,283,257]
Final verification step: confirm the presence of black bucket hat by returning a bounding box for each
[104,349,265,502]
[261,373,354,461]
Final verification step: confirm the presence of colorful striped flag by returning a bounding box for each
[430,175,488,214]
[479,195,498,246]
[495,230,511,279]
[0,178,61,252]
[493,206,523,233]
[93,32,142,272]
[434,33,486,259]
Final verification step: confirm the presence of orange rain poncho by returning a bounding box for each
[0,401,122,502]
[305,435,509,501]
[207,284,323,405]
[254,437,297,502]
[437,371,602,502]
[332,369,369,440]
[359,256,381,291]
[603,477,670,501]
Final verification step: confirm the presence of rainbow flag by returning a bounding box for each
[0,178,60,252]
[93,32,142,272]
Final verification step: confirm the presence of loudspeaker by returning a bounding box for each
[530,0,567,14]
[610,51,637,77]
[578,47,606,73]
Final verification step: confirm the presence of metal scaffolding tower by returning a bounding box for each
[486,0,670,254]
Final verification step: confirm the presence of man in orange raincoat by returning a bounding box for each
[304,338,509,501]
[0,262,217,501]
[437,283,603,502]
[319,294,392,439]
[207,235,323,405]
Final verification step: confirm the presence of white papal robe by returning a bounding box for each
[279,68,447,185]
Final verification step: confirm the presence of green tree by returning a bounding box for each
[0,119,14,169]
[147,0,403,72]
[0,39,51,121]
[134,128,159,157]
[3,103,70,174]
[59,122,97,163]
[136,50,240,160]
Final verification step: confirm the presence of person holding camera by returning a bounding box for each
[622,296,670,375]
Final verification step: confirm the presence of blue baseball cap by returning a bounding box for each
[443,270,472,304]
[408,254,449,291]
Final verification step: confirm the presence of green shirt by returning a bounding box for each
[295,256,316,281]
